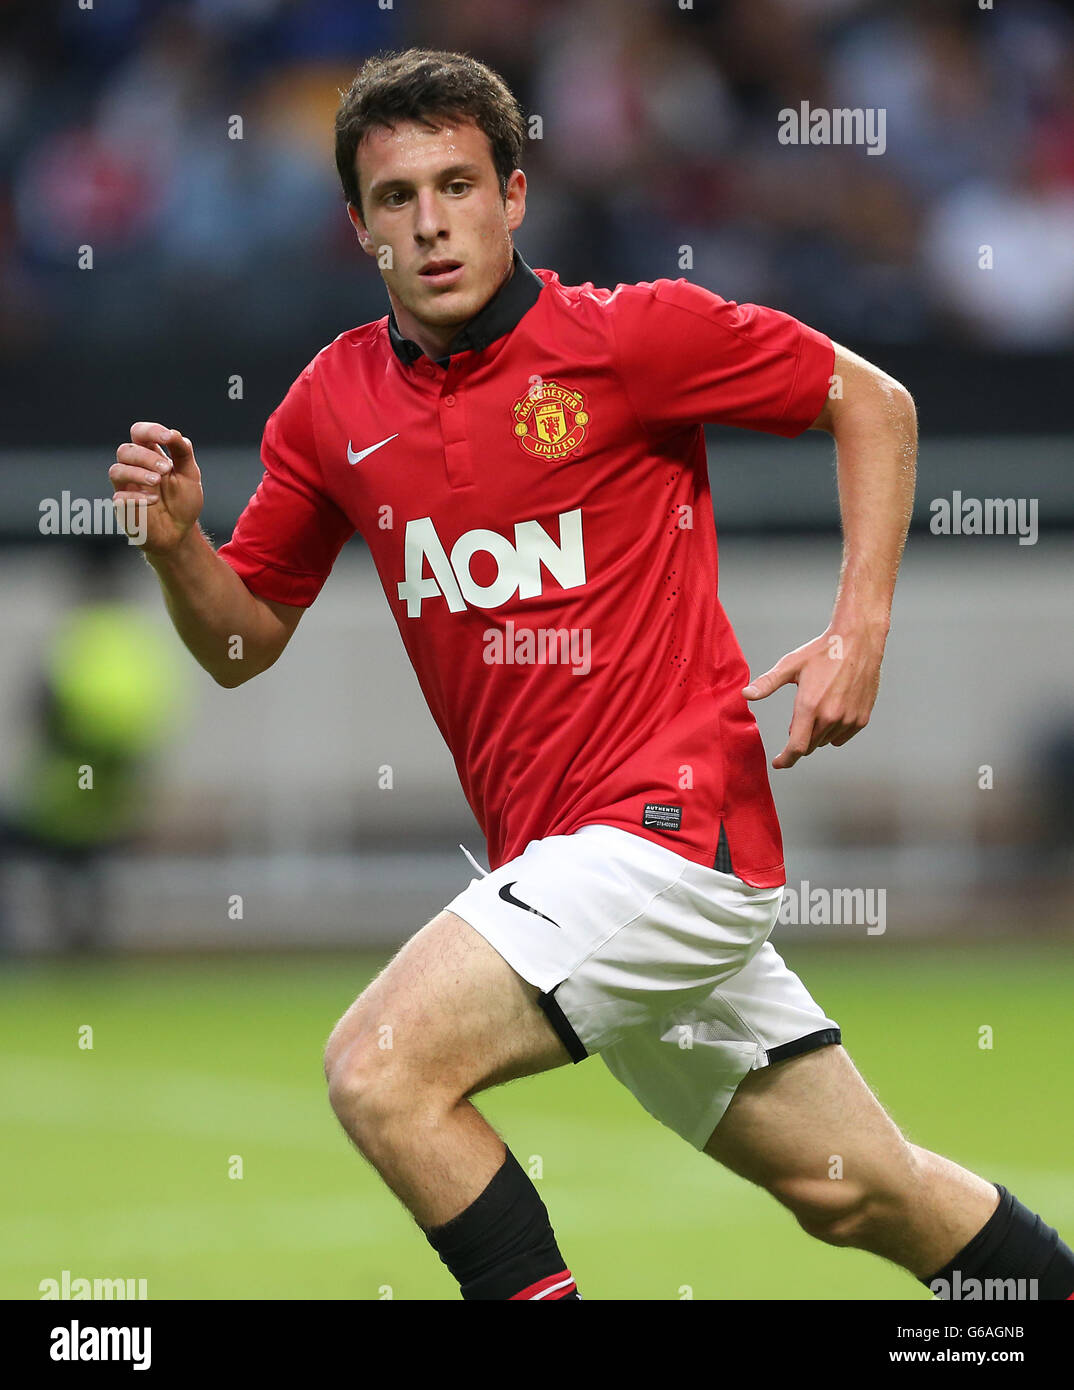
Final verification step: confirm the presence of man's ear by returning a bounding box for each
[505,168,527,235]
[346,203,374,255]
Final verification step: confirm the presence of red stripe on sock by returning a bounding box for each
[509,1268,575,1301]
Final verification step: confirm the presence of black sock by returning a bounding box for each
[922,1184,1074,1300]
[421,1146,580,1300]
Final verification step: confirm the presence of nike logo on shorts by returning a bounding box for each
[498,882,561,928]
[347,434,398,465]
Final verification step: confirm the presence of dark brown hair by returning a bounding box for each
[335,48,525,219]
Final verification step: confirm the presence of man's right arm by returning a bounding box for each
[111,421,303,687]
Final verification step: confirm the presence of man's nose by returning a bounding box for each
[413,188,448,241]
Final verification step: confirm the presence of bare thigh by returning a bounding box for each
[324,909,572,1103]
[703,1043,1000,1273]
[703,1043,915,1194]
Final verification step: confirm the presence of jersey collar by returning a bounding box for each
[387,248,543,367]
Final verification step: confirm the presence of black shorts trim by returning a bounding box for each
[766,1026,842,1066]
[536,984,588,1064]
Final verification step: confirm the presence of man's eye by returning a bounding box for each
[446,181,470,194]
[384,191,407,206]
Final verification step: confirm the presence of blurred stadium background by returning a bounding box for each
[1,0,1071,1300]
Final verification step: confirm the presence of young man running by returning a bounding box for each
[110,49,1074,1302]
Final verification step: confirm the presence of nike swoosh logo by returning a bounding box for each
[498,882,561,928]
[347,434,398,465]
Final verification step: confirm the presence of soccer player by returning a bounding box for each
[110,49,1074,1302]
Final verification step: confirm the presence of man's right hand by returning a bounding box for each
[110,422,204,556]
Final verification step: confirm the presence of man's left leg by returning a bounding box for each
[704,1042,1074,1297]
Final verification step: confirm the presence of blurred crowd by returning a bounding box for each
[2,0,1074,362]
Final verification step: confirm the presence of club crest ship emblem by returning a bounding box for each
[512,380,589,460]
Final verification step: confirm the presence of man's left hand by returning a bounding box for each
[742,623,887,769]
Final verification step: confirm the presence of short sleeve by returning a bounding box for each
[218,364,354,607]
[608,278,835,439]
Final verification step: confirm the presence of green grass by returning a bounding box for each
[2,940,1071,1300]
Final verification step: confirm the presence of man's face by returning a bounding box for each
[348,117,526,340]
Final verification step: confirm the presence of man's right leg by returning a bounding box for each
[703,1042,1074,1298]
[323,908,580,1299]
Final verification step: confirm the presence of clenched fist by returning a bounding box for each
[110,422,204,554]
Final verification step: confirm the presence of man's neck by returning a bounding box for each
[391,255,516,362]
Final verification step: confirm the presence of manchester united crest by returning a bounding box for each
[512,379,588,460]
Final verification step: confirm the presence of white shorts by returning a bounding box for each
[444,824,841,1151]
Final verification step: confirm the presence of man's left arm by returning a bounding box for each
[743,342,918,769]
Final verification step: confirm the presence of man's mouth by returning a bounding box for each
[419,259,464,285]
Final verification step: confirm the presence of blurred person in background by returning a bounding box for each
[0,545,185,954]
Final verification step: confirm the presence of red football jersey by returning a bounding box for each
[218,252,834,886]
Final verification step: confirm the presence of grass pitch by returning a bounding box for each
[2,939,1071,1300]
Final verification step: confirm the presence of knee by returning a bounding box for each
[322,1018,355,1094]
[769,1172,891,1249]
[323,1023,404,1133]
[323,1020,453,1145]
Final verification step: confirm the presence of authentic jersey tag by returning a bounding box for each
[643,802,682,831]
